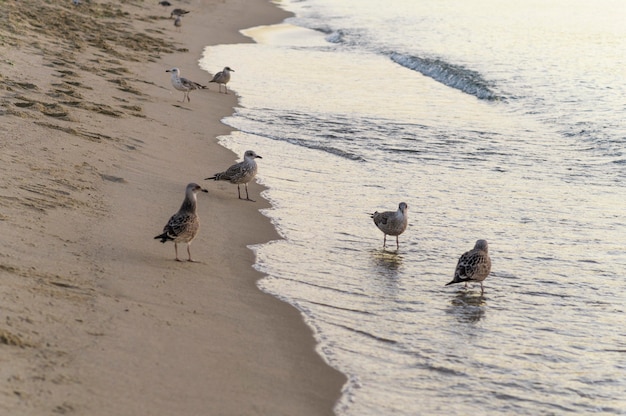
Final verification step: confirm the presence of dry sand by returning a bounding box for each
[0,1,346,414]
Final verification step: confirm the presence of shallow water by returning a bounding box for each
[200,1,626,414]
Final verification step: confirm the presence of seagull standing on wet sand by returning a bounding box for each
[209,66,234,94]
[171,8,190,18]
[205,150,262,201]
[371,202,408,249]
[446,239,492,295]
[154,183,208,262]
[165,67,206,102]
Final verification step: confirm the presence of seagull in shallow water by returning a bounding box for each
[446,239,492,295]
[209,66,234,94]
[165,67,206,102]
[205,150,262,201]
[154,183,208,262]
[371,202,408,249]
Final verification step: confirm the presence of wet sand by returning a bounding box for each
[0,0,345,414]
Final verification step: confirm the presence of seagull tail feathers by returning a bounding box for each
[446,277,470,286]
[154,232,173,243]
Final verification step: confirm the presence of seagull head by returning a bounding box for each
[244,150,262,160]
[166,67,180,75]
[474,239,488,251]
[187,183,208,194]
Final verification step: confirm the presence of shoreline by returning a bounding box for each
[0,1,345,414]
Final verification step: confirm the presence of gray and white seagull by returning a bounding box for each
[209,66,234,94]
[154,183,208,262]
[165,67,206,102]
[446,239,492,295]
[171,8,190,18]
[371,202,408,249]
[205,150,262,201]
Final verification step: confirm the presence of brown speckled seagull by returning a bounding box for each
[209,66,234,94]
[446,239,492,295]
[371,202,408,249]
[166,67,206,102]
[205,150,262,201]
[154,183,208,262]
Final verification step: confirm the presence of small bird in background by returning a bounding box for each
[209,66,234,94]
[371,202,409,250]
[165,67,206,102]
[205,150,262,201]
[171,8,190,18]
[446,239,492,295]
[173,15,182,32]
[158,1,171,6]
[154,183,208,262]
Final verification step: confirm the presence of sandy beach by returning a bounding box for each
[0,1,345,414]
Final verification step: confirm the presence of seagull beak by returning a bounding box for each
[256,155,263,159]
[201,188,208,193]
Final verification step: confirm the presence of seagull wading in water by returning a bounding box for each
[446,239,492,295]
[165,67,206,102]
[205,150,262,201]
[209,66,234,94]
[154,183,208,262]
[371,202,408,249]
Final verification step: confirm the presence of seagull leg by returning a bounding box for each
[187,243,195,262]
[174,243,183,262]
[396,236,400,250]
[244,183,255,202]
[383,234,387,248]
[237,184,242,199]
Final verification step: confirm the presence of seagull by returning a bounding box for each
[205,150,262,201]
[158,0,171,6]
[209,66,234,94]
[154,183,208,262]
[173,15,182,32]
[171,8,189,18]
[371,202,409,249]
[165,67,206,102]
[446,239,492,295]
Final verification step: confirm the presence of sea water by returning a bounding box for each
[199,0,626,414]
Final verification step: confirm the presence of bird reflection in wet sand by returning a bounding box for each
[447,291,486,323]
[371,249,403,274]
